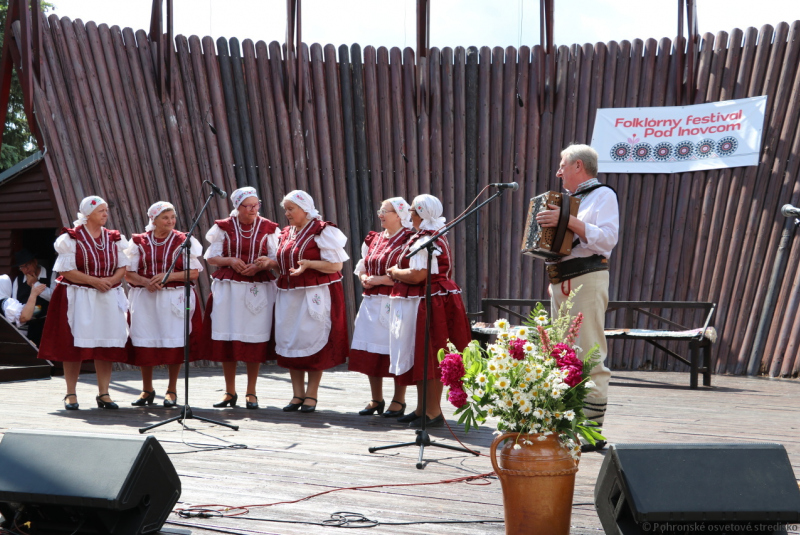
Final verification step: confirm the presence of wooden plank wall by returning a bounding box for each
[18,14,800,378]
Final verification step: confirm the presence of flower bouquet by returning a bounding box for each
[438,291,604,458]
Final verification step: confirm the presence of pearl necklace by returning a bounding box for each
[151,231,171,246]
[236,218,255,238]
[89,229,106,251]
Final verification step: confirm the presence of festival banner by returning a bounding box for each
[591,96,767,174]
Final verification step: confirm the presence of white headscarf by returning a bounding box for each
[0,275,11,301]
[281,190,321,221]
[386,197,413,229]
[230,187,259,217]
[73,195,107,227]
[145,201,176,232]
[412,194,446,231]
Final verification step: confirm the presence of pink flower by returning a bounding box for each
[509,338,526,360]
[561,365,583,387]
[440,353,466,389]
[565,313,583,346]
[537,326,552,354]
[551,343,583,387]
[448,387,468,408]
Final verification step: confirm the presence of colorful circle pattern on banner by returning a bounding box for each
[716,136,738,156]
[610,142,630,161]
[608,138,739,162]
[674,141,695,160]
[632,142,652,161]
[654,142,672,161]
[696,138,715,158]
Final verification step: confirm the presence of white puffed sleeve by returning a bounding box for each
[189,236,205,271]
[2,297,24,326]
[123,239,141,272]
[408,236,441,274]
[265,227,280,261]
[353,241,370,276]
[115,235,131,269]
[204,224,227,260]
[315,226,350,263]
[52,233,78,272]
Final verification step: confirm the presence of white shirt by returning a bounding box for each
[561,185,619,261]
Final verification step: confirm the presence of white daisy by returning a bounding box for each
[516,326,530,338]
[494,318,510,330]
[563,410,575,421]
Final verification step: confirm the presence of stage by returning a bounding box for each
[1,365,798,534]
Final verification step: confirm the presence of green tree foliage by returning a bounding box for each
[0,0,53,172]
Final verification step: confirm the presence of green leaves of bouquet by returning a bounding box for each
[438,292,604,457]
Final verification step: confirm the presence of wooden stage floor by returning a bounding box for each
[1,365,799,534]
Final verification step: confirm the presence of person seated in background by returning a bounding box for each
[1,249,55,345]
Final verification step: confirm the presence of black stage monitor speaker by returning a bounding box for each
[595,443,800,534]
[0,429,181,534]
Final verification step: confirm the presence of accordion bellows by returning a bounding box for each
[521,191,580,260]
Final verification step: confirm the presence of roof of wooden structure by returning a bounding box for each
[2,5,800,380]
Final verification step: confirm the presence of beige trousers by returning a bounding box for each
[550,270,611,426]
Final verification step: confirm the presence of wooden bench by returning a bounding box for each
[470,299,717,389]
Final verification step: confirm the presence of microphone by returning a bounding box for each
[781,204,800,218]
[204,180,227,199]
[489,182,520,191]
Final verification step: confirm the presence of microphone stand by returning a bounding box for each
[369,187,509,468]
[140,189,239,433]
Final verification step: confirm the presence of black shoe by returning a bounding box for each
[63,394,79,411]
[283,396,304,411]
[358,399,385,416]
[300,397,317,413]
[397,412,420,424]
[213,392,238,408]
[96,394,119,410]
[163,391,178,408]
[245,394,259,410]
[580,440,607,453]
[409,414,444,428]
[131,390,156,407]
[382,400,406,418]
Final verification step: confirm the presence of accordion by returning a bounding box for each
[521,191,580,260]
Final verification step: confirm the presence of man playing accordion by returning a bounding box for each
[535,144,619,452]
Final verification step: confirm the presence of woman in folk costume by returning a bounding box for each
[348,197,414,418]
[273,190,349,413]
[386,194,472,427]
[39,196,131,410]
[124,202,204,408]
[200,187,280,410]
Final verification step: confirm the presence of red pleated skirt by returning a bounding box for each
[37,284,129,363]
[348,349,393,377]
[199,294,270,363]
[276,282,349,371]
[396,292,472,386]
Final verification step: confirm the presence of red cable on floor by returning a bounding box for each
[175,470,496,518]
